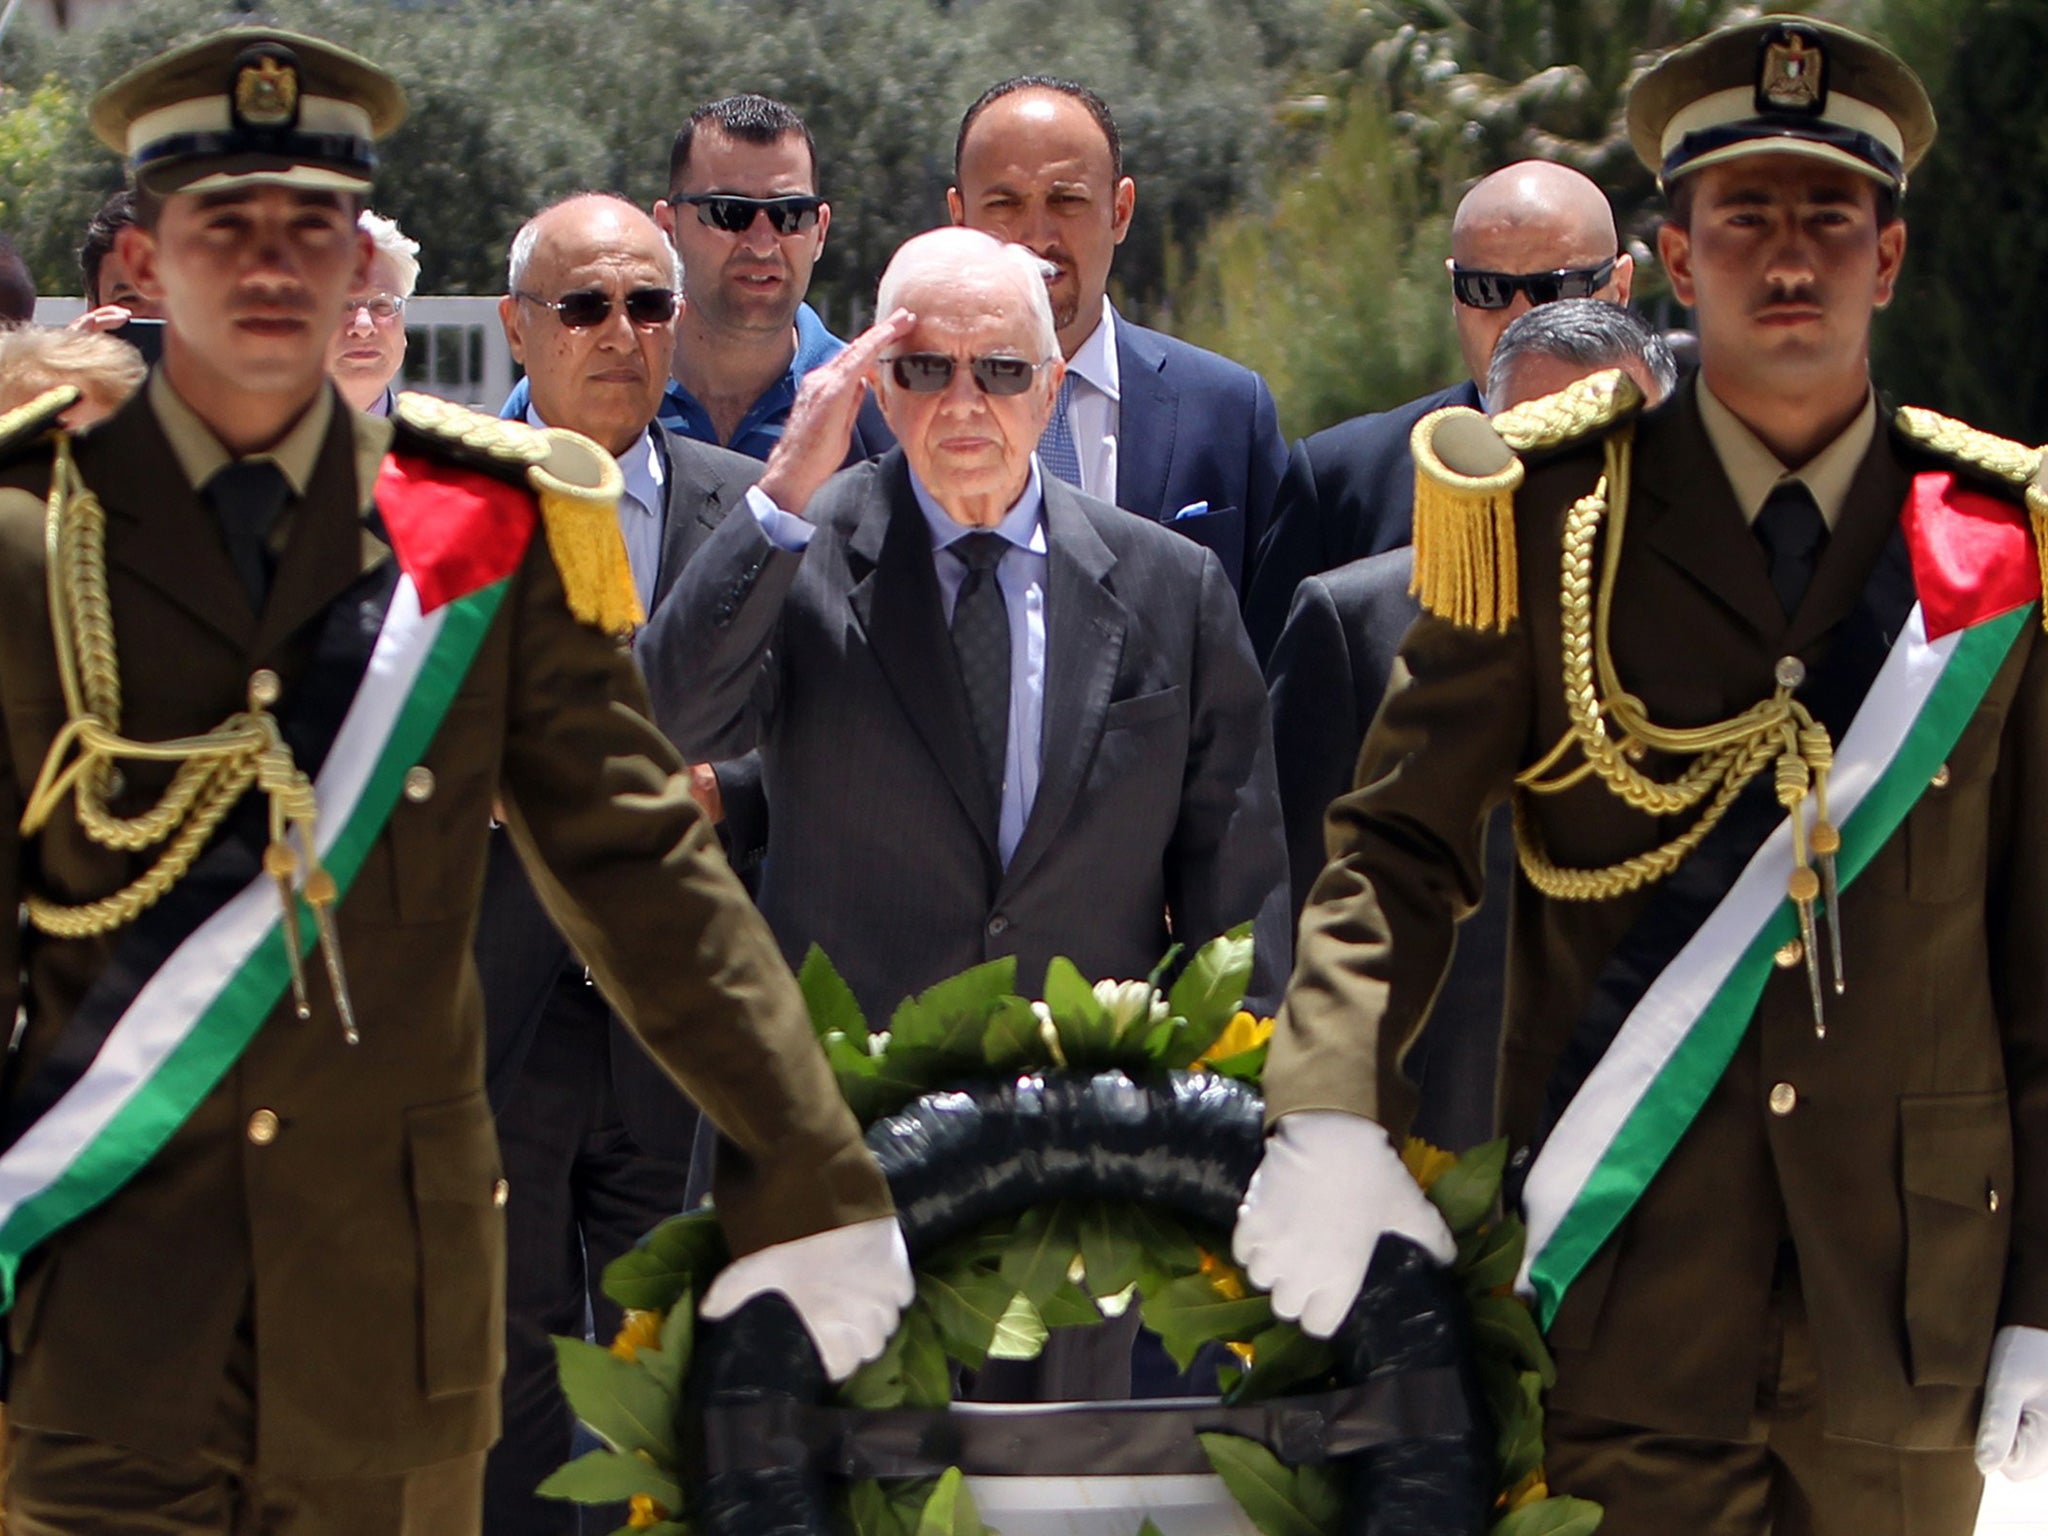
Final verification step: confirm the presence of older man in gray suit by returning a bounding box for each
[643,224,1288,1027]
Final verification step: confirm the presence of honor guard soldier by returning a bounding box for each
[0,28,910,1534]
[1236,15,2048,1531]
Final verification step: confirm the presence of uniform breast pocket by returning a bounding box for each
[1865,702,2005,904]
[1899,1090,2012,1387]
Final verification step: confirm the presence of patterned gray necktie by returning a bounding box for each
[203,459,292,607]
[949,532,1011,807]
[1754,480,1828,617]
[1036,372,1083,489]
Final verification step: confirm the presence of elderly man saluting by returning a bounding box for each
[645,225,1288,1039]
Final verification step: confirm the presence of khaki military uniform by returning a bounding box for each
[0,374,888,1525]
[1267,379,2043,1530]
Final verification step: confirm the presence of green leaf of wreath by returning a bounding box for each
[1042,956,1113,1058]
[918,1267,1021,1369]
[891,956,1017,1054]
[1037,1277,1104,1329]
[1470,1292,1557,1386]
[1458,1215,1527,1295]
[1077,1200,1146,1297]
[1487,1494,1605,1535]
[799,944,869,1045]
[1198,1431,1341,1536]
[1141,1272,1274,1371]
[913,1467,990,1535]
[1228,1320,1336,1401]
[1164,921,1256,1060]
[988,1289,1051,1361]
[1000,1200,1083,1308]
[551,1337,678,1463]
[844,1477,925,1536]
[1425,1137,1508,1233]
[982,994,1046,1071]
[602,1211,728,1312]
[532,1447,683,1504]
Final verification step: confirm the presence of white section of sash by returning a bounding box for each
[0,578,441,1228]
[1516,606,1951,1295]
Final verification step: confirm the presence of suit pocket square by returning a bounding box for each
[1163,503,1245,587]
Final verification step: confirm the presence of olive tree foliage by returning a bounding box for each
[0,0,1331,312]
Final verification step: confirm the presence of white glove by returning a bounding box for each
[699,1215,914,1382]
[1976,1324,2048,1479]
[1232,1109,1456,1340]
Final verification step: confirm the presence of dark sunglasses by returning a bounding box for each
[681,194,825,236]
[513,286,678,329]
[884,352,1043,397]
[1450,256,1618,310]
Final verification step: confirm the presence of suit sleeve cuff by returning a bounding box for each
[745,485,815,551]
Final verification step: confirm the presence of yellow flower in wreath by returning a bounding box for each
[1195,1010,1273,1067]
[1499,1468,1549,1510]
[627,1493,670,1528]
[609,1308,665,1363]
[1401,1136,1458,1193]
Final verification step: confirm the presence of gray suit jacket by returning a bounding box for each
[640,449,1292,1023]
[475,427,762,1158]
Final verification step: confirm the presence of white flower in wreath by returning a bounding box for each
[1093,978,1170,1031]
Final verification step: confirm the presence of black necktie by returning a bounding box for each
[949,533,1011,807]
[203,460,292,608]
[1754,480,1828,619]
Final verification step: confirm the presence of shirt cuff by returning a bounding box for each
[744,485,815,551]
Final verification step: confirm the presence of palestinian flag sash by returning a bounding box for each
[1517,472,2040,1327]
[0,454,536,1311]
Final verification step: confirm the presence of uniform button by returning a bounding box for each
[1774,656,1806,690]
[1930,763,1951,789]
[987,913,1010,937]
[247,1108,281,1145]
[1774,938,1804,969]
[403,766,436,803]
[493,1178,510,1208]
[248,668,283,708]
[1768,1082,1798,1117]
[1988,1186,2001,1214]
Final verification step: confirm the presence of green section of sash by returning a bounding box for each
[0,580,509,1308]
[1530,606,2031,1326]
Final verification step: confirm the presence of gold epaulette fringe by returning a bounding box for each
[1409,407,1523,631]
[529,431,640,638]
[1894,405,2048,632]
[391,393,640,636]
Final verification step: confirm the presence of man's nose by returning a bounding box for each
[737,208,780,255]
[937,363,986,414]
[343,304,375,336]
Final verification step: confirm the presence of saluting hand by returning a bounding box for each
[755,308,916,518]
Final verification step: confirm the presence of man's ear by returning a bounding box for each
[813,200,832,252]
[1657,222,1696,308]
[1610,250,1636,305]
[945,186,966,227]
[498,294,526,365]
[1110,177,1136,247]
[652,199,678,241]
[116,224,164,306]
[1873,218,1907,310]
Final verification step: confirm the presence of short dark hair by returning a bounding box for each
[1486,298,1680,406]
[79,190,140,306]
[1664,171,1899,231]
[668,94,817,195]
[0,234,34,324]
[955,76,1122,185]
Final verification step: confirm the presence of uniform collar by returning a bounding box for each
[149,367,335,498]
[1696,377,1876,531]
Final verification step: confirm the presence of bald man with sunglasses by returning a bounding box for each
[641,225,1289,1065]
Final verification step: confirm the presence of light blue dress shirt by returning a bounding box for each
[743,462,1051,866]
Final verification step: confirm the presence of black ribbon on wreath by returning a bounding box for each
[685,1070,1496,1536]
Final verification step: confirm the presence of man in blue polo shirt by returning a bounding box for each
[504,94,890,464]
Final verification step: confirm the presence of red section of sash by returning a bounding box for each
[374,454,536,614]
[1903,472,2038,642]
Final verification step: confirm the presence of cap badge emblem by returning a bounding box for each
[232,52,300,132]
[1758,29,1827,116]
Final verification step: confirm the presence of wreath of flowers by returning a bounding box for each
[535,927,1602,1536]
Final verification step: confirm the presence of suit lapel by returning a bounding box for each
[253,406,386,660]
[845,455,1002,854]
[1112,317,1174,522]
[96,390,256,654]
[651,428,738,609]
[1000,485,1126,896]
[1638,386,1786,641]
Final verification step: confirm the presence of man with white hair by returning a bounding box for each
[644,222,1289,1042]
[325,209,417,415]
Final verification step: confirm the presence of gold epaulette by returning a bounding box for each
[390,392,640,637]
[0,386,80,467]
[1894,405,2048,632]
[1407,370,1645,633]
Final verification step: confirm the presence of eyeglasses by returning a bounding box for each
[1450,256,1618,310]
[514,287,679,329]
[343,293,405,322]
[680,194,825,236]
[883,352,1045,397]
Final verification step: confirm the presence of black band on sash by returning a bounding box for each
[702,1371,1470,1479]
[1510,526,1916,1206]
[0,562,401,1153]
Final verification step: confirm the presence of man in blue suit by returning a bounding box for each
[949,77,1286,597]
[1243,160,1633,662]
